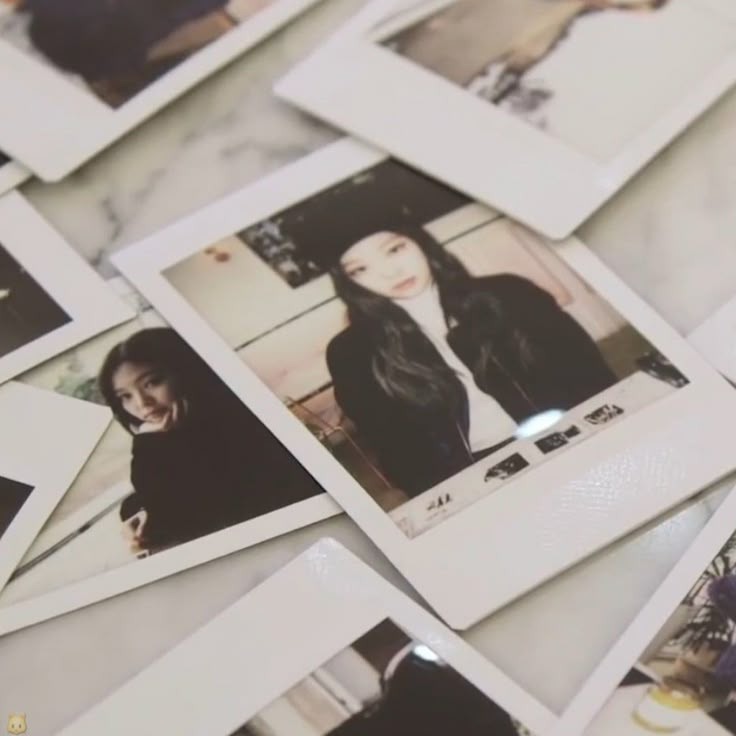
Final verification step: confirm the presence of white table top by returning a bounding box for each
[2,1,736,734]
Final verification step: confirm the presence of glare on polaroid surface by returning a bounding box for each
[514,409,565,439]
[412,643,441,662]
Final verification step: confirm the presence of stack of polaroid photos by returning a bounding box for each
[2,1,736,735]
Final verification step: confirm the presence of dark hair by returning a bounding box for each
[331,225,532,415]
[20,0,151,80]
[98,327,220,433]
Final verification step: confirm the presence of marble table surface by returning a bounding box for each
[3,1,736,733]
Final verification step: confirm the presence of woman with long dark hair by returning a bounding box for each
[98,327,321,552]
[318,221,616,497]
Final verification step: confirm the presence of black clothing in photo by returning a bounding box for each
[328,274,616,496]
[0,475,33,537]
[0,243,70,359]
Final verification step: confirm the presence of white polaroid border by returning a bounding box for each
[0,381,111,593]
[55,538,556,736]
[275,0,736,238]
[688,296,736,384]
[0,191,133,383]
[113,138,736,629]
[0,156,30,195]
[0,286,340,636]
[551,485,736,736]
[0,0,323,181]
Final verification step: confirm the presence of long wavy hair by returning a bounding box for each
[331,225,533,416]
[98,327,227,434]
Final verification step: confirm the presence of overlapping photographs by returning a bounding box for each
[554,488,736,735]
[114,139,736,628]
[0,381,110,594]
[0,151,28,195]
[0,192,133,383]
[0,0,323,180]
[0,280,336,635]
[276,0,736,237]
[55,541,553,736]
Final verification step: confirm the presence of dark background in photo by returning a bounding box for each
[0,242,70,359]
[0,1,272,108]
[239,159,468,288]
[233,618,525,736]
[0,150,8,166]
[0,475,33,537]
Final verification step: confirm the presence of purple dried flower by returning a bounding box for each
[708,575,736,622]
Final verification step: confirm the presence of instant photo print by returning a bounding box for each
[276,0,736,238]
[0,279,336,636]
[551,486,736,736]
[114,138,736,629]
[54,539,553,736]
[0,153,29,195]
[0,0,323,181]
[689,296,736,385]
[0,192,133,383]
[0,381,111,594]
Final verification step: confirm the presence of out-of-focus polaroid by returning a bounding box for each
[0,151,29,195]
[0,381,110,595]
[113,138,736,629]
[689,297,736,385]
[0,277,337,636]
[276,0,736,239]
[0,191,133,383]
[0,0,323,182]
[552,487,736,736]
[55,538,553,736]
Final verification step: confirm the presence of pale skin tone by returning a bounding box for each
[111,360,185,553]
[340,231,433,300]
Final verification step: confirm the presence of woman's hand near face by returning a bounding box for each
[137,400,183,434]
[121,509,149,553]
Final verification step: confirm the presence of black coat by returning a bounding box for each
[327,649,521,736]
[327,274,617,496]
[119,397,322,549]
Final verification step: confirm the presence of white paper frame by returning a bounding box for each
[0,289,340,636]
[688,296,736,384]
[113,138,736,629]
[550,485,736,735]
[0,157,30,195]
[55,538,556,736]
[275,0,736,239]
[0,0,323,181]
[0,192,133,382]
[0,381,111,594]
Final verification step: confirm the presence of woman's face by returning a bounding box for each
[111,361,181,430]
[340,231,433,300]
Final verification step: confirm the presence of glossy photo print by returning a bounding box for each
[0,0,322,180]
[0,0,276,109]
[232,619,529,736]
[160,158,686,540]
[0,192,133,383]
[114,139,736,627]
[53,541,553,736]
[0,239,70,358]
[554,489,736,735]
[0,281,334,636]
[0,381,111,595]
[276,0,736,237]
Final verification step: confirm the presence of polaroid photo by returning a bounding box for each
[54,538,553,736]
[0,380,111,595]
[0,191,133,383]
[0,277,337,636]
[0,0,323,181]
[0,152,29,195]
[113,138,736,629]
[276,0,736,239]
[551,486,736,736]
[689,297,736,385]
